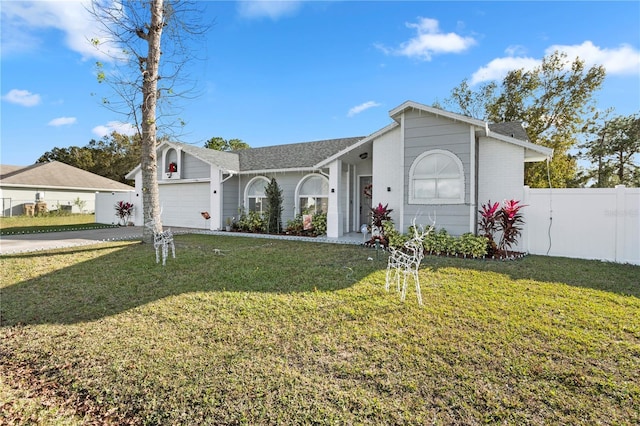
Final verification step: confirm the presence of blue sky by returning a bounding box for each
[2,0,639,166]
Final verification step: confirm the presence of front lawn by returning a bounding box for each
[0,214,115,235]
[1,234,638,424]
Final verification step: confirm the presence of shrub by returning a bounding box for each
[479,199,527,253]
[237,210,265,233]
[311,212,327,236]
[264,178,283,234]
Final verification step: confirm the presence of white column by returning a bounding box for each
[210,167,222,230]
[327,160,343,238]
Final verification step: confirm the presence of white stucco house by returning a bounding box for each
[125,101,553,238]
[1,161,134,217]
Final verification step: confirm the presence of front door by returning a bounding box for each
[359,176,372,230]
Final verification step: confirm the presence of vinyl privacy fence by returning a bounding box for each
[523,185,639,265]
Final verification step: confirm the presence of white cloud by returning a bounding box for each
[377,17,476,61]
[2,89,42,107]
[238,1,302,20]
[470,41,640,85]
[470,56,540,85]
[1,0,118,61]
[92,121,137,137]
[48,117,77,126]
[546,41,640,75]
[347,101,381,117]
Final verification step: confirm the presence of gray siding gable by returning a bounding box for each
[170,142,239,172]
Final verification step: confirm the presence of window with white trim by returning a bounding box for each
[245,177,269,213]
[409,150,464,204]
[297,175,329,214]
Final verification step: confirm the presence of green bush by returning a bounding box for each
[311,212,327,236]
[237,210,266,233]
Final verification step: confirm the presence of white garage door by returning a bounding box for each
[159,182,211,229]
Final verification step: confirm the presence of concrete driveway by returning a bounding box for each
[0,226,145,255]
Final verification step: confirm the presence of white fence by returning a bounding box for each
[523,185,639,265]
[95,192,142,226]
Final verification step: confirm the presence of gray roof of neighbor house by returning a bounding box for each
[489,122,530,142]
[0,161,134,191]
[237,137,365,172]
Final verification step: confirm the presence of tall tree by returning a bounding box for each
[204,137,250,151]
[89,0,208,242]
[580,113,640,187]
[445,51,606,188]
[264,178,283,234]
[37,132,141,184]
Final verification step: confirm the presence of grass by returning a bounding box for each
[1,234,639,425]
[0,214,116,235]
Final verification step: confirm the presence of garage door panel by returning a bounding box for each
[159,183,210,228]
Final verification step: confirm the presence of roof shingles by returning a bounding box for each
[0,161,133,191]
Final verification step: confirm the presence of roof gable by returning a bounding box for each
[0,161,134,191]
[169,141,240,172]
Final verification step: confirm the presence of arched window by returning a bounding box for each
[245,177,269,213]
[409,149,464,204]
[297,174,329,214]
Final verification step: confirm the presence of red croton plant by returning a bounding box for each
[479,199,526,255]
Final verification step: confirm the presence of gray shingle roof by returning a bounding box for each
[237,137,365,172]
[0,161,134,191]
[169,142,240,172]
[489,122,530,142]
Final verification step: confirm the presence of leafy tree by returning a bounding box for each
[264,178,283,234]
[204,137,250,151]
[89,0,208,241]
[445,51,606,188]
[37,132,141,184]
[580,113,640,187]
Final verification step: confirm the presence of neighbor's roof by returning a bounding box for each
[0,161,134,191]
[237,137,365,173]
[488,122,530,142]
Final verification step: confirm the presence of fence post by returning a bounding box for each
[522,186,530,254]
[615,185,626,263]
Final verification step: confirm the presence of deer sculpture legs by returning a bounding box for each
[153,229,175,266]
[386,240,424,305]
[146,218,175,266]
[385,220,433,306]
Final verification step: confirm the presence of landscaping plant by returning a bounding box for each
[114,201,134,226]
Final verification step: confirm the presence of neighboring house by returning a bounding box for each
[0,161,134,216]
[125,101,553,238]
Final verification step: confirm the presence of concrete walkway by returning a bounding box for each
[0,226,365,255]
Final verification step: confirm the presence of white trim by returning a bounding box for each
[486,131,553,160]
[469,126,476,233]
[244,176,270,212]
[390,100,488,128]
[408,149,465,205]
[314,122,399,168]
[238,167,319,175]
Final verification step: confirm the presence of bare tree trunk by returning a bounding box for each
[140,0,164,243]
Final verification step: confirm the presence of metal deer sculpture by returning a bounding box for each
[145,217,175,266]
[385,218,434,305]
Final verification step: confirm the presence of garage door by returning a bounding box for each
[159,182,211,229]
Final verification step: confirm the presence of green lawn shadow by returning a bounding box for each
[0,235,380,326]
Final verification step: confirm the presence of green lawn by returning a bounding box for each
[1,234,638,425]
[0,214,115,235]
